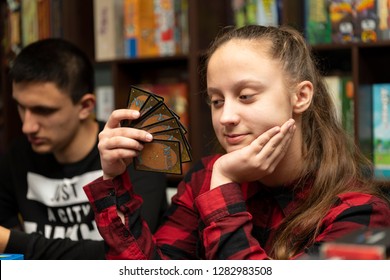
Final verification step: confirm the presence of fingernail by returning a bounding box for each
[145,133,153,142]
[132,110,140,118]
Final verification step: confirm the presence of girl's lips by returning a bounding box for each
[225,133,247,145]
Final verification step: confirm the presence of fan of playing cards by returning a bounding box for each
[121,85,192,175]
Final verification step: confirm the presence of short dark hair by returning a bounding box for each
[10,38,94,103]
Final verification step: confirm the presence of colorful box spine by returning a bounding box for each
[123,0,181,58]
[377,0,390,40]
[342,78,354,138]
[0,254,24,260]
[355,0,378,42]
[256,0,279,26]
[94,0,124,61]
[169,0,189,55]
[139,0,159,57]
[154,0,175,56]
[357,84,373,159]
[231,0,247,27]
[320,228,390,260]
[329,0,357,43]
[304,0,332,44]
[372,83,390,179]
[123,0,139,58]
[21,0,39,46]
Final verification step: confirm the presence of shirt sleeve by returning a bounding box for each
[302,192,390,258]
[84,172,151,259]
[6,229,105,259]
[84,170,203,259]
[195,183,269,259]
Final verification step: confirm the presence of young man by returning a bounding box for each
[0,38,168,259]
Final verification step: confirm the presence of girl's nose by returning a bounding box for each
[219,101,240,126]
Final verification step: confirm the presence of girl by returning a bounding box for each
[84,25,390,259]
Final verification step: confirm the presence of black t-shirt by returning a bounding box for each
[0,121,167,259]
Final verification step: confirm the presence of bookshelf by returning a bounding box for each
[1,0,390,185]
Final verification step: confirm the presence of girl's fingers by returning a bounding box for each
[105,109,140,129]
[250,119,295,155]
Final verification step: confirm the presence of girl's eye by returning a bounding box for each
[210,99,224,108]
[239,94,254,101]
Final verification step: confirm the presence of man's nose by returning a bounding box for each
[21,110,39,134]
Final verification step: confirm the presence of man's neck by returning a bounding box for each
[54,119,99,164]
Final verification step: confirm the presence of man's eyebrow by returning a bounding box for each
[15,102,59,112]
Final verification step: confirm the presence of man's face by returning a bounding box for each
[12,82,82,155]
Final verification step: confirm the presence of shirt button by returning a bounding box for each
[122,230,129,238]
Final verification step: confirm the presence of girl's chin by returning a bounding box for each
[224,145,245,153]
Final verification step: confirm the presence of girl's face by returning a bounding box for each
[207,39,294,153]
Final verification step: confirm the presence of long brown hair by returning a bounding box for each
[204,25,384,259]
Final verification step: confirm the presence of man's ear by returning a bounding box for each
[78,93,96,120]
[292,81,313,114]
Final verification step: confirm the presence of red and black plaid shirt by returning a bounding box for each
[84,155,390,259]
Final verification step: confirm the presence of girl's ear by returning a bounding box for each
[292,81,313,114]
[78,93,96,120]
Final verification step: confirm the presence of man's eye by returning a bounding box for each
[32,108,57,115]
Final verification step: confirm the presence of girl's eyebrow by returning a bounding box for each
[206,87,222,95]
[208,79,265,95]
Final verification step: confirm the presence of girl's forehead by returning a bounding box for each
[211,39,272,61]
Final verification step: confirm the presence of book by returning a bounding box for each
[50,0,63,38]
[21,0,39,46]
[37,0,51,40]
[341,77,354,137]
[372,83,390,179]
[358,84,373,159]
[231,0,258,27]
[329,0,356,43]
[246,0,258,25]
[304,0,332,45]
[323,75,354,136]
[355,0,378,42]
[140,0,159,57]
[6,0,22,57]
[123,0,139,58]
[256,0,279,26]
[320,228,390,260]
[155,0,175,56]
[95,86,115,121]
[174,0,188,54]
[180,0,189,54]
[323,75,343,123]
[377,0,390,40]
[93,0,124,61]
[231,0,247,27]
[122,0,186,58]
